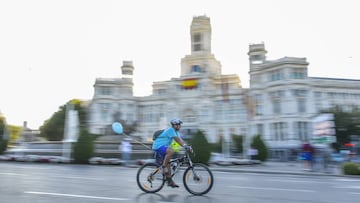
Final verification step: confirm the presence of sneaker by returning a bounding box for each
[167,178,179,188]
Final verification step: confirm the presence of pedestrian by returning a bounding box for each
[248,147,258,160]
[120,137,132,166]
[301,141,314,171]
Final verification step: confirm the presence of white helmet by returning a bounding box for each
[170,118,183,125]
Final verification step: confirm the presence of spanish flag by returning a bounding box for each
[182,78,198,89]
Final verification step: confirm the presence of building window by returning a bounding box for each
[292,89,307,113]
[270,91,284,114]
[191,65,202,72]
[98,87,112,95]
[295,121,309,141]
[99,103,111,122]
[297,98,306,113]
[251,55,262,61]
[292,89,307,97]
[255,94,263,116]
[271,122,287,141]
[194,33,201,42]
[268,70,284,81]
[290,68,306,79]
[157,89,166,95]
[256,124,264,136]
[273,99,281,114]
[192,33,202,51]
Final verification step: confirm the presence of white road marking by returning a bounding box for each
[24,191,130,201]
[229,186,315,193]
[334,185,360,189]
[51,175,103,181]
[336,178,360,182]
[265,179,320,183]
[0,172,25,176]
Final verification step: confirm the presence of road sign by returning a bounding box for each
[311,136,336,144]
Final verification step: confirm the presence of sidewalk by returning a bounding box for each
[0,154,355,177]
[209,161,345,177]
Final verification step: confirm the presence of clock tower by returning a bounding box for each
[181,15,222,77]
[190,15,211,54]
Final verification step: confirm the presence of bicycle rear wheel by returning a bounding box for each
[183,163,214,195]
[136,162,165,193]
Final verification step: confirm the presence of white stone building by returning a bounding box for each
[248,43,360,160]
[88,15,360,160]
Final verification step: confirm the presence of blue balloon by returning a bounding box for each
[112,122,123,134]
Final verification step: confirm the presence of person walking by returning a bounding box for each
[301,141,314,171]
[120,137,132,166]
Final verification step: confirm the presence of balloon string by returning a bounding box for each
[123,134,152,150]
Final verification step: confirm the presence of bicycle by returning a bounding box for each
[136,148,214,196]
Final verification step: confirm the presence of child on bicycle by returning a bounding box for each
[152,118,191,188]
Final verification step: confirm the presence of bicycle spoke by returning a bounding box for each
[183,163,214,195]
[136,163,165,193]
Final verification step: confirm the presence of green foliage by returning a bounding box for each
[72,128,95,164]
[188,130,211,164]
[210,135,223,153]
[250,134,268,162]
[321,105,360,147]
[0,139,8,154]
[231,134,244,154]
[40,106,66,141]
[0,116,8,154]
[7,125,22,144]
[0,116,5,133]
[40,99,88,141]
[0,143,7,155]
[342,162,360,175]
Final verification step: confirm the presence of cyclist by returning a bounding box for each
[152,118,191,188]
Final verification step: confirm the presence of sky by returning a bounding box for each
[0,0,359,129]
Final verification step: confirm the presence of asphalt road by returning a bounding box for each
[1,162,360,203]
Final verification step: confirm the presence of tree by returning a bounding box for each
[188,130,211,164]
[40,99,87,141]
[72,128,95,164]
[7,125,23,144]
[210,135,223,153]
[231,134,244,154]
[0,116,8,154]
[39,106,66,141]
[321,105,360,149]
[250,134,268,162]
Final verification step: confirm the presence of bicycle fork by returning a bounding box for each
[187,158,201,181]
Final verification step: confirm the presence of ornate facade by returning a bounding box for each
[88,16,360,160]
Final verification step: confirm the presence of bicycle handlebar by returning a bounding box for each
[184,145,193,153]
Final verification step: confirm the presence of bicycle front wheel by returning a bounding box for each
[183,163,214,195]
[136,162,165,193]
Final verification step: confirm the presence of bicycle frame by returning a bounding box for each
[169,151,191,175]
[169,151,204,182]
